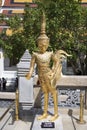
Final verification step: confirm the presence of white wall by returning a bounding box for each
[0,48,4,78]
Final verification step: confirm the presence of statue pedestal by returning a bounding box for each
[31,111,63,130]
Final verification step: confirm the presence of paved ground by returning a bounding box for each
[0,106,87,130]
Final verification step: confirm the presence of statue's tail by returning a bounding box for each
[51,50,71,87]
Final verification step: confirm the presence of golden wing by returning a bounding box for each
[51,50,71,87]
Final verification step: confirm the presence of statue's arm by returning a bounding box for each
[25,54,35,80]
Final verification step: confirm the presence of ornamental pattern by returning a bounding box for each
[41,89,85,107]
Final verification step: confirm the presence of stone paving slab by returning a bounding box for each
[62,114,87,130]
[0,109,14,130]
[0,108,33,130]
[0,108,7,116]
[14,120,30,130]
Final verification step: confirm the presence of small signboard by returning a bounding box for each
[41,122,55,128]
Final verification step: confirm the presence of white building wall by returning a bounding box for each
[0,48,4,78]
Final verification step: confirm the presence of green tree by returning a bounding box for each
[36,0,86,74]
[0,15,23,65]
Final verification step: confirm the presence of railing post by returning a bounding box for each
[85,88,87,109]
[15,89,19,121]
[77,92,86,124]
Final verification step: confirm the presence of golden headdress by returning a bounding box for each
[37,12,49,41]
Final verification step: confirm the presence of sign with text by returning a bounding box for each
[41,122,55,128]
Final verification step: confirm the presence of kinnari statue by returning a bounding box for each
[26,12,71,121]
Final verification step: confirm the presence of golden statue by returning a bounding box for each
[26,12,70,121]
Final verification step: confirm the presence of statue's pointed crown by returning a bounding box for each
[37,12,49,41]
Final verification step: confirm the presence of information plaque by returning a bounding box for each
[41,122,55,128]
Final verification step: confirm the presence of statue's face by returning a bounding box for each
[38,39,49,53]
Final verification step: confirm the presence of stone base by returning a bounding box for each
[31,113,63,130]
